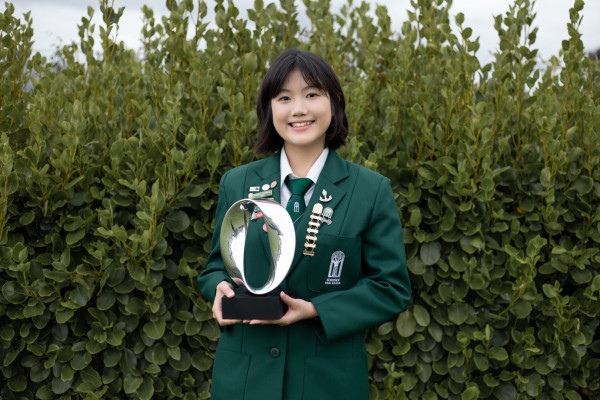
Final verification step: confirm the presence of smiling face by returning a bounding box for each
[270,69,332,154]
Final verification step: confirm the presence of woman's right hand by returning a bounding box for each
[213,281,242,326]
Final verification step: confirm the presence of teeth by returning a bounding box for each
[291,122,312,127]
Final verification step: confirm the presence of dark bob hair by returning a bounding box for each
[254,49,349,154]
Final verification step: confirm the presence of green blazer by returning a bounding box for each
[197,150,411,400]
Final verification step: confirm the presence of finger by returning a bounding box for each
[212,299,221,316]
[219,319,242,326]
[248,317,284,325]
[248,318,271,325]
[213,306,223,322]
[279,291,294,306]
[217,282,236,298]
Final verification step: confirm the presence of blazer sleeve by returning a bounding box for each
[310,176,411,342]
[197,172,234,303]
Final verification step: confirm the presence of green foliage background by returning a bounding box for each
[1,0,599,398]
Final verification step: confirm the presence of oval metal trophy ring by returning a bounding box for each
[219,198,295,319]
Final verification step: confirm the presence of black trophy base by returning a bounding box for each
[222,286,287,320]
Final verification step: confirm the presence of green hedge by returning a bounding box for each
[1,0,599,398]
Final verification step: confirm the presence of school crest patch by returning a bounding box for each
[325,251,345,285]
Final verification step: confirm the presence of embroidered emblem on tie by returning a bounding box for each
[285,177,313,227]
[325,251,345,285]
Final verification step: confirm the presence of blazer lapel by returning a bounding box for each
[289,151,349,269]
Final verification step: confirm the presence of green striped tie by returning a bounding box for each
[285,177,313,227]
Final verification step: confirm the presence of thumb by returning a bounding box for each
[280,291,293,305]
[218,282,236,298]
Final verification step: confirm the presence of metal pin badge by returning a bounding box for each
[249,190,273,199]
[261,184,270,191]
[312,203,323,215]
[251,209,263,220]
[319,189,332,202]
[303,203,323,256]
[322,207,333,225]
[249,186,261,192]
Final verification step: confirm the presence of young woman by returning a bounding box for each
[197,49,411,400]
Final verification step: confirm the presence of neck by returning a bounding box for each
[284,144,324,178]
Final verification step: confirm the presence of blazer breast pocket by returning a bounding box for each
[307,233,362,293]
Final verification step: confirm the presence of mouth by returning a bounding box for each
[289,121,314,128]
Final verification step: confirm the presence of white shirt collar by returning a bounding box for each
[280,147,329,184]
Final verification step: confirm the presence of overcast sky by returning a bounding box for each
[10,0,600,64]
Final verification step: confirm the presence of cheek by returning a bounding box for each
[271,103,285,122]
[272,110,284,128]
[270,106,286,135]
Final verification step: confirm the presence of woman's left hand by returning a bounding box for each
[246,291,318,326]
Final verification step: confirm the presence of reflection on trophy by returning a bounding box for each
[220,198,296,320]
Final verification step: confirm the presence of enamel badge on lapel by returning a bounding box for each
[322,207,333,225]
[251,209,263,220]
[319,189,332,202]
[249,182,277,199]
[303,203,323,257]
[249,190,272,199]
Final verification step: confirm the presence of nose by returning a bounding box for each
[291,98,307,116]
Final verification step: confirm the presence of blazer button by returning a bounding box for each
[269,347,280,358]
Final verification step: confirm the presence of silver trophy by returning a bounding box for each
[219,198,295,319]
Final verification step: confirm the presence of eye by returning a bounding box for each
[306,92,320,98]
[277,95,291,101]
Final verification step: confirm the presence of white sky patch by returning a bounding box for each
[9,0,600,64]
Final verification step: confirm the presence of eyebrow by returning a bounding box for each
[277,85,321,93]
